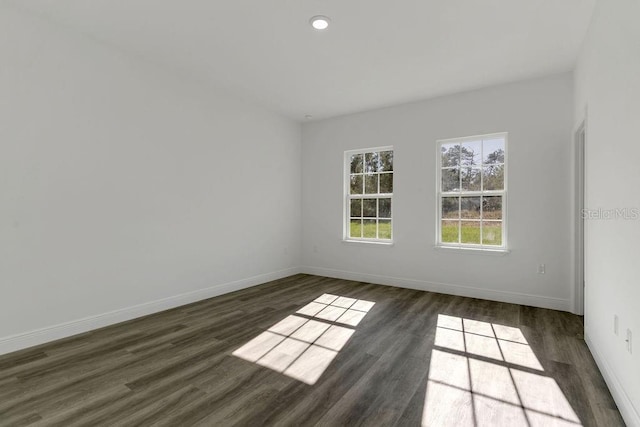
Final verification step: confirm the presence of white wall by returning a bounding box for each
[574,0,640,424]
[0,6,301,353]
[302,74,574,311]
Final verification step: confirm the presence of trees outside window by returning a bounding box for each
[438,134,507,249]
[345,147,394,242]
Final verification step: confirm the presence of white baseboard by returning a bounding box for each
[585,332,640,427]
[0,266,572,356]
[301,266,571,312]
[0,267,301,356]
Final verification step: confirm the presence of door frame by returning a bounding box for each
[574,120,586,315]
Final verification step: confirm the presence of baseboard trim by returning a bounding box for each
[301,266,571,312]
[0,266,573,356]
[0,267,301,356]
[585,332,640,427]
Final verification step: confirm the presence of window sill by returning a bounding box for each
[433,245,510,256]
[343,239,394,246]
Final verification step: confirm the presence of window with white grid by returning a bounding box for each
[437,134,507,250]
[345,147,393,242]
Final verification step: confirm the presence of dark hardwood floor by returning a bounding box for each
[0,274,625,426]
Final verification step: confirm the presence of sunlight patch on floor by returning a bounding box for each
[297,294,374,327]
[232,294,374,385]
[423,315,582,427]
[435,314,544,371]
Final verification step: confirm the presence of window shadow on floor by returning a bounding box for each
[232,294,375,385]
[422,314,582,426]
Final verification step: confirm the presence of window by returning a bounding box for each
[437,133,507,249]
[345,147,394,242]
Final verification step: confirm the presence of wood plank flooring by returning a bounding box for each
[0,274,625,426]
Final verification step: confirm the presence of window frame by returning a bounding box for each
[435,133,508,251]
[343,146,394,244]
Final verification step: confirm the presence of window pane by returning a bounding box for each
[365,174,379,194]
[350,219,362,238]
[461,140,482,166]
[363,199,376,217]
[441,220,459,243]
[363,219,376,238]
[350,175,363,194]
[461,197,481,219]
[442,197,459,219]
[482,221,502,245]
[483,196,502,220]
[379,151,393,171]
[380,173,393,193]
[378,220,392,239]
[346,149,394,242]
[461,221,481,244]
[483,165,504,190]
[483,138,505,164]
[379,198,391,218]
[437,136,506,248]
[461,167,481,191]
[441,143,461,167]
[350,199,362,218]
[442,168,460,192]
[350,153,364,173]
[365,152,380,173]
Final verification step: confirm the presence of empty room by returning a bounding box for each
[1,0,638,426]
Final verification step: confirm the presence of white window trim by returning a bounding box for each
[435,132,508,251]
[343,146,394,244]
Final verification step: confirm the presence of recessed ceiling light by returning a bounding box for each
[310,15,330,30]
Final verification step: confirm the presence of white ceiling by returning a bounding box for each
[8,0,595,120]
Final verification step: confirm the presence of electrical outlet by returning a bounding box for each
[537,264,546,274]
[614,315,619,335]
[626,329,632,354]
